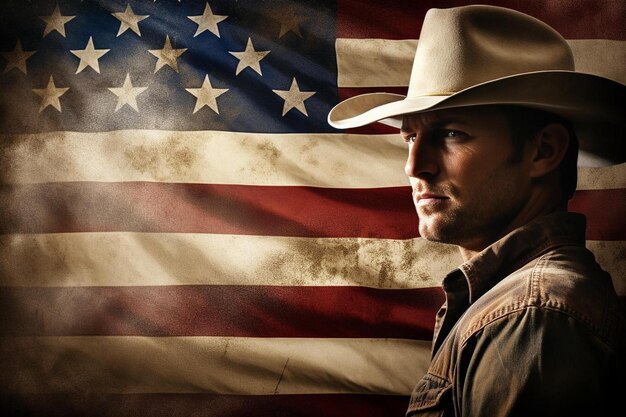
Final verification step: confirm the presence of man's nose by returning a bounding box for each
[404,137,439,179]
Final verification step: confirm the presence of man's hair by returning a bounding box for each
[501,105,579,201]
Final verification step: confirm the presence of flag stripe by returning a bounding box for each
[588,241,626,296]
[567,40,626,84]
[568,189,626,241]
[2,182,624,240]
[4,131,623,189]
[0,393,411,417]
[0,336,430,395]
[335,39,626,87]
[0,182,418,238]
[336,39,416,88]
[2,233,623,292]
[576,163,626,190]
[0,131,407,188]
[0,233,459,288]
[0,285,443,339]
[336,0,626,40]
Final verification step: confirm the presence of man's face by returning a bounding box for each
[401,106,532,252]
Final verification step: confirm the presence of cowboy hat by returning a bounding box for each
[327,5,626,166]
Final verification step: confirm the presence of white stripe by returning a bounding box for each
[0,336,431,395]
[1,131,623,189]
[0,131,408,187]
[587,240,626,296]
[576,162,626,190]
[0,232,459,288]
[336,39,626,87]
[336,39,417,87]
[3,233,622,295]
[568,40,626,85]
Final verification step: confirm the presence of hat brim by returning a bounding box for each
[328,71,626,166]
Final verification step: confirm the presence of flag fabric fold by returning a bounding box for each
[1,0,624,416]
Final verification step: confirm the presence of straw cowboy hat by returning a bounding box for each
[327,5,626,166]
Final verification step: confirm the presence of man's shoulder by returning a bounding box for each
[459,243,625,349]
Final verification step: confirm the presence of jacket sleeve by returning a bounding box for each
[455,307,621,417]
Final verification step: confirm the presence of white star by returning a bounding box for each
[229,38,270,76]
[273,77,316,116]
[40,5,76,38]
[112,4,149,37]
[32,75,69,113]
[278,9,309,38]
[2,40,36,74]
[188,3,228,38]
[70,37,110,74]
[185,74,228,114]
[108,73,148,112]
[148,35,187,73]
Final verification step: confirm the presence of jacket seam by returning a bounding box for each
[462,245,609,344]
[460,302,614,350]
[530,250,610,340]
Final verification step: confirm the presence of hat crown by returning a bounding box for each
[408,5,575,97]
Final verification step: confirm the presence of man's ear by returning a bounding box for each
[529,123,570,178]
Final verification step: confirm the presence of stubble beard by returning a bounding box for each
[416,191,464,245]
[415,165,526,250]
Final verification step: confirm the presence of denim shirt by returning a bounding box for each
[406,212,626,417]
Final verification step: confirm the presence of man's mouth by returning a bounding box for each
[415,193,449,207]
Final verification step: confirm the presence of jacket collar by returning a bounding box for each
[450,211,587,304]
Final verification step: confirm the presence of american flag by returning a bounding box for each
[0,0,624,416]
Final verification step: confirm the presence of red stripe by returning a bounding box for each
[0,394,410,417]
[0,285,443,340]
[568,189,626,241]
[337,0,626,40]
[0,182,419,238]
[2,183,624,240]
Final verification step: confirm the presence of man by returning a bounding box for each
[328,5,625,417]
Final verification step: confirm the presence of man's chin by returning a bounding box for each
[418,218,458,244]
[418,223,443,242]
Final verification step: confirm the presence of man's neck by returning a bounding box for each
[457,198,568,262]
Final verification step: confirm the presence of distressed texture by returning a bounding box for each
[0,233,459,288]
[0,131,408,186]
[0,336,431,395]
[0,1,623,416]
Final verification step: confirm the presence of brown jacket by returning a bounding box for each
[407,212,626,417]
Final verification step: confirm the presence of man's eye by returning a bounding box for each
[442,130,466,138]
[403,135,416,144]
